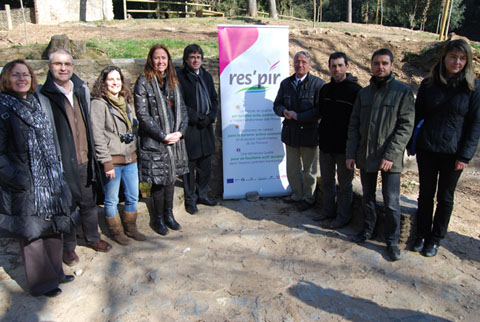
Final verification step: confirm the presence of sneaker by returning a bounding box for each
[387,245,402,261]
[351,231,371,243]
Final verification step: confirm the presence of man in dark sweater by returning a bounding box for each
[314,52,362,228]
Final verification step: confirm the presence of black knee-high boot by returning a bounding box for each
[151,185,169,236]
[164,184,181,230]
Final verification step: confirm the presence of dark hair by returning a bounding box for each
[144,44,178,90]
[0,59,38,94]
[328,52,349,66]
[371,48,394,63]
[91,66,132,103]
[428,38,475,91]
[183,44,204,65]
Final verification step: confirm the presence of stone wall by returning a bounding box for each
[34,0,113,24]
[0,7,35,28]
[0,58,224,196]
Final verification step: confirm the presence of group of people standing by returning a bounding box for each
[0,37,478,297]
[274,38,479,262]
[0,43,218,297]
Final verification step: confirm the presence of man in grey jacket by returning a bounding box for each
[345,48,414,261]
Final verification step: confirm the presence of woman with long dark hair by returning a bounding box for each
[411,39,480,257]
[0,60,75,296]
[134,44,189,236]
[91,66,146,245]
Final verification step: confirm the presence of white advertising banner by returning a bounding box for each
[218,25,290,199]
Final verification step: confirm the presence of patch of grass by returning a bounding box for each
[86,38,218,58]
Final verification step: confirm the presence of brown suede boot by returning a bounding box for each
[122,211,147,241]
[106,214,131,246]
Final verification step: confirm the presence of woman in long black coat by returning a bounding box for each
[0,60,75,296]
[410,39,480,257]
[134,44,189,236]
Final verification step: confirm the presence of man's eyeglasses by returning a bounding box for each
[51,62,73,67]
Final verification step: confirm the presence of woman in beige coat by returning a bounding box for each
[91,66,145,245]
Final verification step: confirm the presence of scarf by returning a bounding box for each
[153,75,188,184]
[106,92,132,132]
[187,67,211,115]
[1,92,70,219]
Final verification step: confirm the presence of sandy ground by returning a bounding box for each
[0,18,479,321]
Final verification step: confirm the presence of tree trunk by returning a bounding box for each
[347,0,352,23]
[269,0,278,19]
[247,0,258,17]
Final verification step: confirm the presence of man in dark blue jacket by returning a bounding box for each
[273,51,325,211]
[314,52,362,228]
[38,49,111,266]
[177,44,218,215]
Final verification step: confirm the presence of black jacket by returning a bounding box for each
[414,78,480,162]
[0,93,73,241]
[273,73,325,147]
[134,75,189,185]
[176,66,218,159]
[317,74,362,154]
[38,72,100,202]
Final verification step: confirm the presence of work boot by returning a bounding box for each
[151,190,168,236]
[106,215,131,246]
[164,185,181,230]
[122,211,147,241]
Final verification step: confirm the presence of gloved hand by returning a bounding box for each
[197,114,210,128]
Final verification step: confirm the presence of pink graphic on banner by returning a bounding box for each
[218,27,259,75]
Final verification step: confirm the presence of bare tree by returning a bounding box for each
[247,0,258,17]
[268,0,278,19]
[347,0,352,22]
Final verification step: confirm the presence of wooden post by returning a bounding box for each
[313,0,316,28]
[19,0,29,45]
[5,4,13,30]
[123,0,127,20]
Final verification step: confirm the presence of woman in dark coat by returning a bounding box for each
[134,44,189,236]
[410,39,480,257]
[0,60,75,296]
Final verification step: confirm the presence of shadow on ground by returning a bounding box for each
[289,280,451,321]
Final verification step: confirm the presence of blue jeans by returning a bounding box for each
[360,170,401,246]
[103,162,139,218]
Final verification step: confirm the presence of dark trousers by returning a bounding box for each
[183,155,212,206]
[20,234,64,296]
[63,163,100,251]
[416,150,463,243]
[319,151,354,224]
[360,170,401,246]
